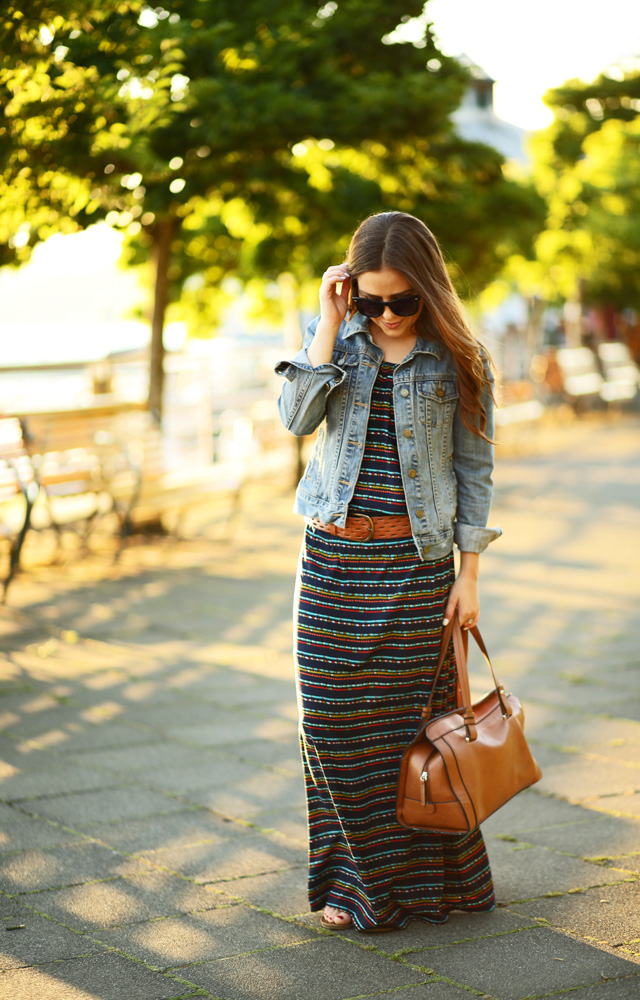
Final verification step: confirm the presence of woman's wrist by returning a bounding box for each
[458,551,480,580]
[307,318,342,367]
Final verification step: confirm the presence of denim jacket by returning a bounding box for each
[275,312,502,561]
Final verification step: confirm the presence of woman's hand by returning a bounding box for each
[443,552,480,630]
[319,264,351,329]
[307,264,351,368]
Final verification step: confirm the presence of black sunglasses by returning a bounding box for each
[352,293,421,318]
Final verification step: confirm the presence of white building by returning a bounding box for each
[451,54,531,167]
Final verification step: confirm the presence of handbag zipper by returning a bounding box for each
[420,769,428,806]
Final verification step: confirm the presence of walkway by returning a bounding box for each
[1,415,639,999]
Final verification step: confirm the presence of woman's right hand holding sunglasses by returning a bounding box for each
[319,264,351,329]
[307,265,351,368]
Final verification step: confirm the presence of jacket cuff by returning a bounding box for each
[454,522,502,553]
[274,348,345,389]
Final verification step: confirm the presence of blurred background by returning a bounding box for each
[1,0,640,568]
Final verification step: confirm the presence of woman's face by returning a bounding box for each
[355,268,423,342]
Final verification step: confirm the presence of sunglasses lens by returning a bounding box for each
[353,295,420,318]
[354,297,383,318]
[390,296,420,317]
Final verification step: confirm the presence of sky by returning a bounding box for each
[420,0,640,129]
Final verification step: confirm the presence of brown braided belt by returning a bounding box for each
[308,512,413,542]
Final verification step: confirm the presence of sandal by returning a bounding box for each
[321,905,353,930]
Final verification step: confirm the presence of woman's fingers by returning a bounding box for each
[443,602,479,629]
[442,595,458,627]
[321,265,350,292]
[319,265,351,324]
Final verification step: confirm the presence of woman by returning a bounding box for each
[275,212,502,932]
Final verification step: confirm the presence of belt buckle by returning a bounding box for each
[351,513,375,541]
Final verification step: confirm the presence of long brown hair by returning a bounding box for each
[347,212,494,440]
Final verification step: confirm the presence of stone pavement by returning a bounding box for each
[0,413,639,1000]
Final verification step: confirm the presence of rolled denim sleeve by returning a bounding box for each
[452,364,502,553]
[274,316,345,436]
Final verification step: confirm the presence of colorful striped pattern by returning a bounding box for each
[350,361,408,516]
[293,364,495,930]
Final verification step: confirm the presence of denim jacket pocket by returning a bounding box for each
[417,379,458,426]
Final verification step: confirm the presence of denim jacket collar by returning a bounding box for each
[342,311,445,360]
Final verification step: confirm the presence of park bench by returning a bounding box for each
[14,402,147,553]
[555,345,640,409]
[555,347,604,408]
[597,343,640,403]
[2,402,245,585]
[106,408,244,552]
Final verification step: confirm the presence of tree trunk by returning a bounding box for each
[148,217,177,421]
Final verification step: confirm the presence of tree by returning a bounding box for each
[543,69,640,166]
[501,67,640,314]
[1,1,544,415]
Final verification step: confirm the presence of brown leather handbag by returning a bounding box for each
[396,613,542,833]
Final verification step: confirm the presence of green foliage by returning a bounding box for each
[543,70,640,166]
[1,0,544,335]
[522,67,640,309]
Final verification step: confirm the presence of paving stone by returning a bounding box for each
[0,758,117,801]
[138,829,306,883]
[121,700,248,730]
[0,803,80,852]
[600,700,640,723]
[217,867,311,917]
[296,906,539,953]
[97,904,321,968]
[481,788,591,836]
[537,982,640,1000]
[249,807,308,842]
[31,871,230,931]
[174,676,291,709]
[486,839,620,904]
[420,925,640,999]
[509,882,640,950]
[140,756,267,794]
[513,814,640,859]
[180,936,430,999]
[0,952,202,1000]
[18,785,187,827]
[0,895,108,969]
[61,739,206,773]
[531,745,640,800]
[0,841,147,893]
[177,771,306,819]
[589,793,640,819]
[515,677,628,715]
[0,713,155,753]
[606,855,640,874]
[233,739,302,773]
[78,808,240,853]
[165,716,297,747]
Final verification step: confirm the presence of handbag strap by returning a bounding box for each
[419,612,511,739]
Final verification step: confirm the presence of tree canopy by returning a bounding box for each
[1,0,544,411]
[497,66,640,312]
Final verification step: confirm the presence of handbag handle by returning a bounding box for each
[419,612,512,740]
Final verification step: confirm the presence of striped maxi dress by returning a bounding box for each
[294,361,495,930]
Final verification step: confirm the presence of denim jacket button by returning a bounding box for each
[400,388,409,397]
[416,508,424,518]
[423,545,430,556]
[408,469,417,479]
[403,429,412,438]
